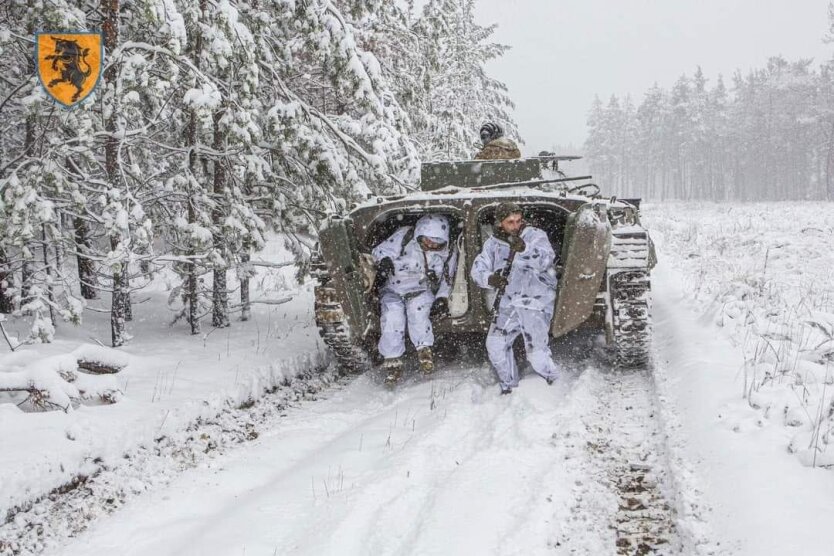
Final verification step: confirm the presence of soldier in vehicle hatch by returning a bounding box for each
[471,202,560,394]
[371,214,458,385]
[474,122,521,160]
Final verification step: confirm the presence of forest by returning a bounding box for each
[0,0,516,347]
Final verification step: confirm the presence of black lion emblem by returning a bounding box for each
[44,37,93,102]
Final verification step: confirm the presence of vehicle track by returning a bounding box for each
[545,335,683,555]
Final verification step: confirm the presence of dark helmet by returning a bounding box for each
[479,122,504,145]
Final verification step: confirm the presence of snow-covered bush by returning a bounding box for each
[0,345,126,412]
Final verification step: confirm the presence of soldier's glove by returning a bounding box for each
[487,272,508,289]
[430,298,450,319]
[507,235,526,253]
[376,257,395,280]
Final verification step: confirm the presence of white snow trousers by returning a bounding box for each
[378,289,436,359]
[486,305,559,389]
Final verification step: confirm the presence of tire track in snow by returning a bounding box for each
[548,366,682,555]
[274,368,544,555]
[599,370,679,554]
[348,377,570,556]
[52,334,709,556]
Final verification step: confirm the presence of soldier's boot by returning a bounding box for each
[383,358,404,386]
[417,347,434,375]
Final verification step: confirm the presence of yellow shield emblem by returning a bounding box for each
[36,32,102,108]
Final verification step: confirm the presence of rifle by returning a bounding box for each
[491,248,517,325]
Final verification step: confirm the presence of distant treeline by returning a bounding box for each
[584,58,834,201]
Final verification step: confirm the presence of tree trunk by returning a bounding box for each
[240,245,251,322]
[109,237,125,347]
[20,83,37,309]
[74,217,98,299]
[183,0,207,335]
[122,270,132,322]
[0,247,12,314]
[211,106,229,328]
[54,216,65,277]
[184,106,200,335]
[20,258,33,309]
[103,0,125,347]
[41,225,55,327]
[16,2,37,310]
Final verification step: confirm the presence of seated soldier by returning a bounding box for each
[474,122,521,160]
[372,214,458,385]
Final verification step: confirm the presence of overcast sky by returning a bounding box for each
[474,0,832,153]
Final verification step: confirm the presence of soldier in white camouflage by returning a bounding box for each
[471,202,560,394]
[371,214,458,385]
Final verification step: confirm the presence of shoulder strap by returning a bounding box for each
[442,235,460,283]
[400,227,415,256]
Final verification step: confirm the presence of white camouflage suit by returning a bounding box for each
[471,225,560,389]
[372,215,458,359]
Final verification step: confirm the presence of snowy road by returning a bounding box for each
[14,203,834,556]
[54,334,696,556]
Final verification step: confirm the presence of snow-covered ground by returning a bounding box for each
[642,202,834,555]
[4,203,834,555]
[50,340,707,556]
[644,202,834,467]
[0,237,329,553]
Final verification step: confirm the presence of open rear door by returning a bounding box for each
[317,216,368,340]
[550,203,611,338]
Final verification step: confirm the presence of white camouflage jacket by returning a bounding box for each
[471,225,558,311]
[372,215,458,299]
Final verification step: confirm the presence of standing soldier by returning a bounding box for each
[474,122,521,160]
[372,214,458,385]
[471,202,560,394]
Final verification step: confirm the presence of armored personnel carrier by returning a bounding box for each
[311,156,656,373]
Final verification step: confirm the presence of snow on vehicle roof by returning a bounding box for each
[351,185,612,214]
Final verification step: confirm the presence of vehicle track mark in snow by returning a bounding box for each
[274,370,534,555]
[602,371,677,554]
[550,367,680,555]
[48,334,709,556]
[0,365,345,556]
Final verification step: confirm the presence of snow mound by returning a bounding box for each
[0,345,127,413]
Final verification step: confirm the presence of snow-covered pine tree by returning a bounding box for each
[179,0,211,334]
[202,0,263,329]
[243,0,416,234]
[410,0,518,160]
[0,0,86,341]
[635,84,671,199]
